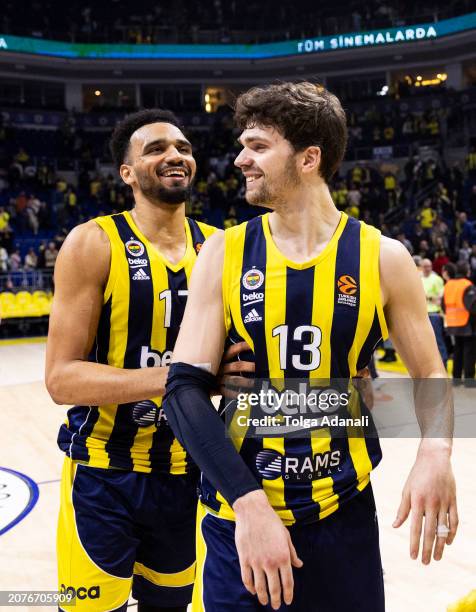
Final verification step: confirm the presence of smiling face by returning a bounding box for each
[121,122,196,205]
[234,125,301,208]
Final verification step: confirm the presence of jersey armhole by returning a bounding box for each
[222,231,232,335]
[92,217,118,304]
[374,229,389,341]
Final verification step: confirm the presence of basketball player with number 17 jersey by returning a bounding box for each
[46,110,252,612]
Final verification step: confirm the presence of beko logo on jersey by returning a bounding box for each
[242,268,264,290]
[125,239,145,257]
[140,346,172,367]
[255,449,342,481]
[128,257,148,268]
[59,584,100,600]
[242,291,264,306]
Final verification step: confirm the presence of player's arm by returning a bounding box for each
[379,237,457,564]
[45,221,168,405]
[164,231,302,610]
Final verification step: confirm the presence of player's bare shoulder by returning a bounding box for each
[188,229,224,293]
[380,234,412,264]
[379,235,420,306]
[197,228,225,258]
[55,219,111,287]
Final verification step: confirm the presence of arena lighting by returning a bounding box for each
[94,90,101,96]
[416,75,422,81]
[205,102,212,112]
[204,93,210,103]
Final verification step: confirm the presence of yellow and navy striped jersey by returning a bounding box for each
[58,211,216,474]
[200,212,388,524]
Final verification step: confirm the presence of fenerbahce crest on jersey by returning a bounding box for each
[200,213,388,524]
[57,211,216,474]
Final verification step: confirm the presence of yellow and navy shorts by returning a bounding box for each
[193,484,384,611]
[57,457,198,611]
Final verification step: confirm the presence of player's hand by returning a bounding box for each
[392,440,458,564]
[233,490,303,610]
[216,341,255,397]
[353,366,374,409]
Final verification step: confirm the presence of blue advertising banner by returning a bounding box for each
[0,13,474,60]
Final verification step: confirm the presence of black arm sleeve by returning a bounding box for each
[163,362,261,507]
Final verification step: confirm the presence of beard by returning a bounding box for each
[136,170,193,205]
[245,154,300,207]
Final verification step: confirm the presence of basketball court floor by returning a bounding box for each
[1,338,475,611]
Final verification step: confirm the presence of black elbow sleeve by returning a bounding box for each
[163,362,261,507]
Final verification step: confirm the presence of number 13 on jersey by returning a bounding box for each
[272,324,322,371]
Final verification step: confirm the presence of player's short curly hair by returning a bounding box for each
[234,82,347,183]
[109,109,183,169]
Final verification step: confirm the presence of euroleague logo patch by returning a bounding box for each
[125,239,145,257]
[194,242,203,254]
[242,268,264,291]
[337,275,358,307]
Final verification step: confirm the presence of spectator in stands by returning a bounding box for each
[433,249,450,277]
[420,258,447,368]
[0,207,11,233]
[56,177,67,193]
[65,186,78,222]
[26,195,41,235]
[417,239,433,260]
[37,241,47,269]
[14,147,30,167]
[431,217,449,250]
[443,262,476,385]
[9,248,22,271]
[346,183,361,218]
[417,198,437,230]
[89,175,102,201]
[458,240,472,263]
[224,206,238,229]
[383,124,394,142]
[350,163,364,186]
[383,170,397,207]
[0,246,8,273]
[456,212,475,247]
[469,185,476,215]
[24,247,38,270]
[465,146,476,178]
[44,241,59,269]
[470,245,476,283]
[345,202,360,220]
[422,159,438,186]
[332,181,348,209]
[15,191,28,216]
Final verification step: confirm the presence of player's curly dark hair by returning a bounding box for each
[234,82,347,183]
[109,109,183,169]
